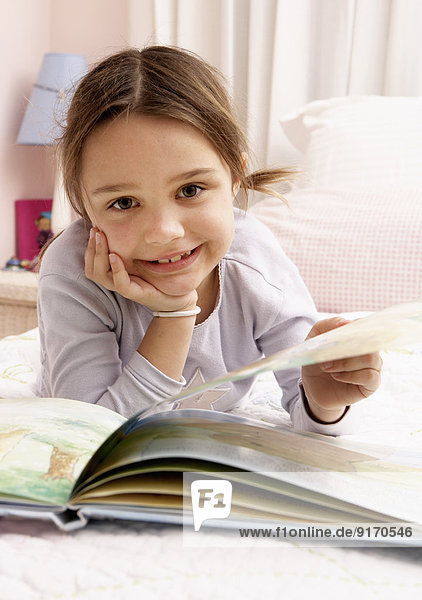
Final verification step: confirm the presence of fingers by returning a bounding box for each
[85,228,115,289]
[85,229,135,297]
[84,228,96,279]
[321,353,383,396]
[327,367,381,394]
[306,316,350,340]
[307,317,383,396]
[108,252,134,294]
[321,352,383,375]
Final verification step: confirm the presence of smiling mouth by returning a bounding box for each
[149,248,196,264]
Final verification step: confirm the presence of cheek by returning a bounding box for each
[204,202,235,247]
[100,223,136,259]
[221,219,235,254]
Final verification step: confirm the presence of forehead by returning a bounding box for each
[81,113,230,183]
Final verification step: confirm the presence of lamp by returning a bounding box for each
[16,53,87,233]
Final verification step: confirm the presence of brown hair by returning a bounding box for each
[58,45,292,219]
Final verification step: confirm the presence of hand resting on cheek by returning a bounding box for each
[84,227,198,313]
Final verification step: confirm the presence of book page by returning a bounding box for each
[165,299,422,407]
[0,397,125,506]
[71,410,422,524]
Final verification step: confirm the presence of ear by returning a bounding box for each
[232,179,241,196]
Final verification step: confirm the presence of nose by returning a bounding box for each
[143,206,185,245]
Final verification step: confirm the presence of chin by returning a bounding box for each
[141,273,197,296]
[155,282,197,297]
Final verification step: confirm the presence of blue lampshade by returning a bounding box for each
[16,53,87,145]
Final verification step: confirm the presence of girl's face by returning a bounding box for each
[80,114,237,302]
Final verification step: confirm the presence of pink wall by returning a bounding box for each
[0,0,130,266]
[1,0,53,265]
[50,0,129,63]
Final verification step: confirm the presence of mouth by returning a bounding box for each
[137,246,201,273]
[150,248,196,264]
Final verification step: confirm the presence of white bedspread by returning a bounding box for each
[0,326,421,599]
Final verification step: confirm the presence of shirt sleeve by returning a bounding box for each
[37,272,185,418]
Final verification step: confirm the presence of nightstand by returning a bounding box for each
[0,270,38,337]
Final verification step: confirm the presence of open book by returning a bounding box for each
[0,299,421,538]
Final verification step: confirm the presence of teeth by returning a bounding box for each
[157,250,192,264]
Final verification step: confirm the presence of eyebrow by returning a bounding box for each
[167,168,218,184]
[91,168,218,196]
[91,184,136,196]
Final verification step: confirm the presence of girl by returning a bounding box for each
[38,46,382,435]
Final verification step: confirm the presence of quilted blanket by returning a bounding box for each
[0,325,421,599]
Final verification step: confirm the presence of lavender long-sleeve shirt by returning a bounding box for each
[37,209,356,434]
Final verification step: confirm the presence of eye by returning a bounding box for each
[177,185,203,199]
[110,197,137,210]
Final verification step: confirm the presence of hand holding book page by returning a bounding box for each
[138,299,422,420]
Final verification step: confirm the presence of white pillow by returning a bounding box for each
[280,96,422,189]
[250,188,422,313]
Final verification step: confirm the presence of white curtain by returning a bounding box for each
[128,0,422,167]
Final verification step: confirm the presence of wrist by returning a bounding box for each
[300,380,349,424]
[306,400,349,424]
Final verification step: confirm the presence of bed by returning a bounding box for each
[1,95,421,599]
